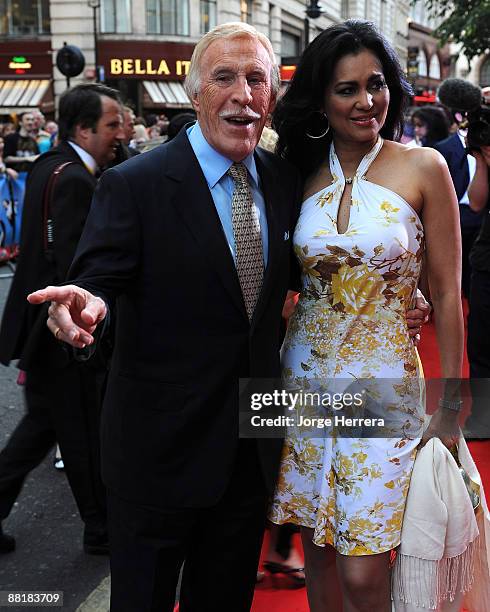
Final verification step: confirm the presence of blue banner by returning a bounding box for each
[0,172,26,261]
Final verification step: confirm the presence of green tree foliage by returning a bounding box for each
[424,0,490,59]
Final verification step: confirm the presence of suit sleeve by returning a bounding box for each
[68,167,141,307]
[51,167,94,282]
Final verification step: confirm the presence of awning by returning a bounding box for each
[143,80,191,108]
[0,79,52,113]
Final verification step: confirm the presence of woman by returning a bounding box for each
[268,20,463,611]
[410,105,450,147]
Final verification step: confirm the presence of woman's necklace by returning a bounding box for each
[345,177,353,184]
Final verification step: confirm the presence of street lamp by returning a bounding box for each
[304,1,324,50]
[87,0,101,82]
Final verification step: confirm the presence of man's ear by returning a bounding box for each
[191,92,200,114]
[268,94,277,115]
[74,123,91,145]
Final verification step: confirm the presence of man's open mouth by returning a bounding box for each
[224,116,255,126]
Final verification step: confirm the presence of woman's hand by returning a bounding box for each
[419,407,460,449]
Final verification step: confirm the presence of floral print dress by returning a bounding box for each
[269,138,426,555]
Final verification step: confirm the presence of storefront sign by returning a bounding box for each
[8,56,33,74]
[0,41,52,78]
[98,41,195,81]
[109,58,191,77]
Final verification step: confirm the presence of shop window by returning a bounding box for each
[429,54,441,79]
[480,56,490,87]
[147,0,189,35]
[417,48,427,77]
[240,0,252,23]
[101,0,131,33]
[281,31,300,60]
[0,0,50,36]
[200,0,216,34]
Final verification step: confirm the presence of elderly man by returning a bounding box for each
[28,23,427,611]
[28,22,299,610]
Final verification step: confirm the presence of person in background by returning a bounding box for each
[166,111,197,142]
[466,142,490,438]
[130,123,150,150]
[435,117,481,298]
[409,105,450,147]
[108,105,140,166]
[3,112,39,173]
[0,136,19,180]
[45,120,59,148]
[0,83,125,556]
[1,122,16,138]
[32,110,52,154]
[121,107,139,156]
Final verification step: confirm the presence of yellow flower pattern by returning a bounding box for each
[269,139,425,555]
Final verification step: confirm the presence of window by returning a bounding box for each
[101,0,131,33]
[200,0,216,34]
[0,0,50,36]
[281,31,300,60]
[240,0,252,23]
[428,54,441,79]
[417,49,427,77]
[481,56,490,87]
[147,0,189,35]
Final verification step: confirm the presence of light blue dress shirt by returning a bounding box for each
[187,122,269,266]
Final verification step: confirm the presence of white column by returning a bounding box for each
[50,0,96,105]
[217,0,241,22]
[269,4,282,59]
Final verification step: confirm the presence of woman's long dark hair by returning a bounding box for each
[273,20,413,180]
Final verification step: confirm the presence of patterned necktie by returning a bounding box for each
[228,162,264,320]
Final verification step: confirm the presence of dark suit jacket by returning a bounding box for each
[0,141,97,370]
[434,133,470,202]
[68,129,302,509]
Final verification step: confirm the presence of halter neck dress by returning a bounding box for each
[269,138,426,555]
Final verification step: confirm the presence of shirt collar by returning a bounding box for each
[68,141,98,175]
[187,121,259,189]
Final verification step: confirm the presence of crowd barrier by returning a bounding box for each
[0,172,26,263]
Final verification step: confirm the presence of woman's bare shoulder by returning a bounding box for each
[383,140,447,173]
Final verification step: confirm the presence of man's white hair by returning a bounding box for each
[184,22,280,100]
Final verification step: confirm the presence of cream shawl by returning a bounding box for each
[392,437,490,611]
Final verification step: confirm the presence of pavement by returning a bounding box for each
[0,268,110,611]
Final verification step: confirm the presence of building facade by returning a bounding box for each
[406,1,451,105]
[1,0,412,118]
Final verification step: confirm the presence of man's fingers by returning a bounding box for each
[80,297,107,326]
[47,316,93,348]
[47,301,95,347]
[27,285,73,305]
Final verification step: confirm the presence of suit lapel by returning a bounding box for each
[164,131,247,319]
[252,149,281,327]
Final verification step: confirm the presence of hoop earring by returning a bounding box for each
[306,111,330,139]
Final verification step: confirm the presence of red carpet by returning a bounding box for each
[251,303,490,611]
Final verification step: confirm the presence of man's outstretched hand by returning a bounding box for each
[27,285,107,349]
